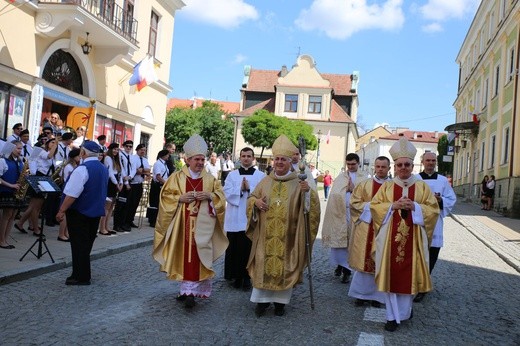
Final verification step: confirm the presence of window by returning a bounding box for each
[148,11,159,57]
[123,0,135,37]
[308,96,322,113]
[489,12,495,40]
[489,134,496,168]
[502,127,510,164]
[284,94,298,112]
[466,152,470,176]
[500,0,506,20]
[507,47,515,82]
[483,78,489,108]
[494,64,500,97]
[480,141,485,171]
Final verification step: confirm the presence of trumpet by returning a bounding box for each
[14,159,30,200]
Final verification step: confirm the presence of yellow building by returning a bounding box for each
[449,0,519,216]
[0,0,184,158]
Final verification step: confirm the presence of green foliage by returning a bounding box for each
[241,110,317,157]
[437,134,453,176]
[164,101,234,155]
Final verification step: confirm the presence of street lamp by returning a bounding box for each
[316,129,322,170]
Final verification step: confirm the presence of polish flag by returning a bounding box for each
[326,129,331,144]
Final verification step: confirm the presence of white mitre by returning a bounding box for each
[183,134,208,158]
[389,137,417,161]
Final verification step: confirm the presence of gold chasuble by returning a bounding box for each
[153,166,228,281]
[246,172,320,291]
[370,178,439,295]
[348,178,384,273]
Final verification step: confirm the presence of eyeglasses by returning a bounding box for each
[125,145,133,148]
[395,162,412,168]
[43,132,52,135]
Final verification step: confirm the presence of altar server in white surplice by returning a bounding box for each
[223,147,265,290]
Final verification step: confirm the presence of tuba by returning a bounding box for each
[14,159,30,200]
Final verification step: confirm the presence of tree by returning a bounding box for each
[283,119,318,152]
[164,101,234,155]
[242,110,286,157]
[437,134,453,176]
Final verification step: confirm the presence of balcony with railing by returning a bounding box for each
[36,0,139,64]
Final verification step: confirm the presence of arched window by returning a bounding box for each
[42,50,83,94]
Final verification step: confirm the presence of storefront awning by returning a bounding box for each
[444,121,479,132]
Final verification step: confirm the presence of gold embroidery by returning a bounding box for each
[394,218,409,263]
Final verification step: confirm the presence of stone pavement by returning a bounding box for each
[1,200,519,344]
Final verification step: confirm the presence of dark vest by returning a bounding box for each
[70,160,108,218]
[0,158,23,193]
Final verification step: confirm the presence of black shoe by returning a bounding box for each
[242,278,252,290]
[120,225,131,232]
[176,294,187,301]
[184,296,196,309]
[370,300,382,308]
[384,320,398,332]
[413,292,426,303]
[274,303,285,316]
[65,278,91,286]
[233,278,243,289]
[355,299,368,307]
[57,237,70,242]
[130,222,139,228]
[341,267,351,283]
[334,265,342,276]
[14,223,27,234]
[255,303,269,317]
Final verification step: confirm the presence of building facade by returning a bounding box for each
[0,0,184,159]
[450,0,520,217]
[234,54,360,175]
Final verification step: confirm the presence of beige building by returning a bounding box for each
[0,0,184,159]
[234,54,360,175]
[449,0,520,217]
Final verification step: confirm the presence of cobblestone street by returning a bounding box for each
[1,213,519,345]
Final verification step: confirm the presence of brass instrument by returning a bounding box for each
[14,159,30,200]
[51,162,65,187]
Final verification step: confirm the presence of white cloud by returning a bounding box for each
[422,22,443,33]
[181,0,259,29]
[419,0,480,22]
[294,0,405,40]
[233,54,247,64]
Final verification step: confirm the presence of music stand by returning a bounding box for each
[19,176,62,263]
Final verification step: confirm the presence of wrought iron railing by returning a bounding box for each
[38,0,138,45]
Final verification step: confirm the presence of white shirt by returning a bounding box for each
[131,154,150,184]
[63,157,100,198]
[152,158,169,183]
[56,142,70,166]
[222,159,234,172]
[62,163,75,182]
[119,150,134,184]
[104,156,122,185]
[37,150,56,176]
[21,142,33,159]
[72,136,84,148]
[205,161,221,179]
[223,167,265,232]
[7,134,20,142]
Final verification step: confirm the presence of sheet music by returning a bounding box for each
[38,181,55,192]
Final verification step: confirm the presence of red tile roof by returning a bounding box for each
[330,99,354,123]
[380,130,446,143]
[235,98,276,116]
[243,69,354,96]
[167,98,240,114]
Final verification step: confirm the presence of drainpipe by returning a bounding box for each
[509,24,520,178]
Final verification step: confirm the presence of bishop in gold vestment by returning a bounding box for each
[246,135,320,317]
[153,135,228,307]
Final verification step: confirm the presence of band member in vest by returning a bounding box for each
[0,141,26,249]
[96,135,108,156]
[114,140,134,232]
[125,143,150,228]
[148,149,170,228]
[246,135,320,317]
[348,156,391,307]
[56,148,81,242]
[322,153,369,283]
[413,152,456,302]
[99,143,123,236]
[370,138,439,332]
[153,134,227,309]
[15,138,58,236]
[7,123,23,142]
[56,140,108,285]
[223,147,265,289]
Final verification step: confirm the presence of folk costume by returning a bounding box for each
[153,134,228,300]
[348,175,389,304]
[246,135,320,309]
[370,138,439,327]
[322,168,369,280]
[223,163,265,287]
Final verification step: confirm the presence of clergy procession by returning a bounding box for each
[0,125,457,333]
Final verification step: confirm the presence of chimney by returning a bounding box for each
[413,132,417,139]
[281,65,288,77]
[434,131,439,138]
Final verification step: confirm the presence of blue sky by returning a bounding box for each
[168,0,481,133]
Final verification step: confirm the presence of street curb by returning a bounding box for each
[451,214,520,273]
[0,238,153,285]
